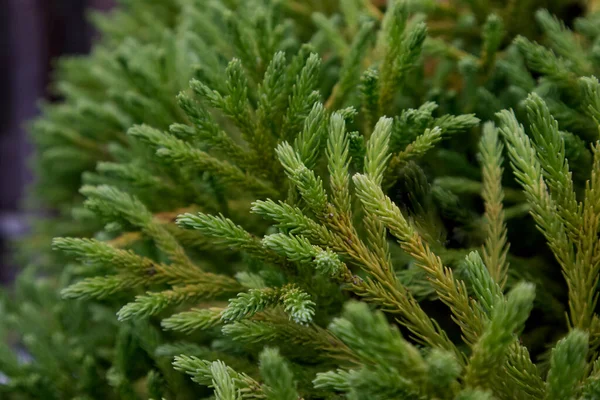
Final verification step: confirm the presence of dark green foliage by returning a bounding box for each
[4,0,600,399]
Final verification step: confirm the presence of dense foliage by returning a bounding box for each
[4,0,600,398]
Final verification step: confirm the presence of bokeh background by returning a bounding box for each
[0,0,114,283]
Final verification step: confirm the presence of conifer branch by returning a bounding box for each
[259,348,299,400]
[221,311,359,365]
[80,185,197,270]
[176,92,250,164]
[479,123,510,287]
[514,36,578,91]
[497,110,582,327]
[293,102,328,170]
[327,113,352,215]
[363,117,394,269]
[117,282,240,321]
[464,283,536,390]
[282,53,322,141]
[572,142,600,331]
[524,94,581,240]
[354,173,485,348]
[251,199,333,243]
[535,9,591,75]
[221,285,315,324]
[173,356,265,399]
[385,127,443,188]
[61,275,144,300]
[128,125,278,198]
[325,21,374,109]
[176,212,295,276]
[480,14,504,71]
[276,142,329,215]
[378,2,426,114]
[162,308,224,334]
[360,68,379,132]
[545,330,588,400]
[579,76,600,122]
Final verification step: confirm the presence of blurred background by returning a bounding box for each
[0,0,114,283]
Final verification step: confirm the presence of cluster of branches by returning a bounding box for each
[4,0,600,399]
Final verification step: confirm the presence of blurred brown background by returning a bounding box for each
[0,0,114,282]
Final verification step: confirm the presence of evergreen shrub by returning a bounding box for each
[4,0,600,398]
